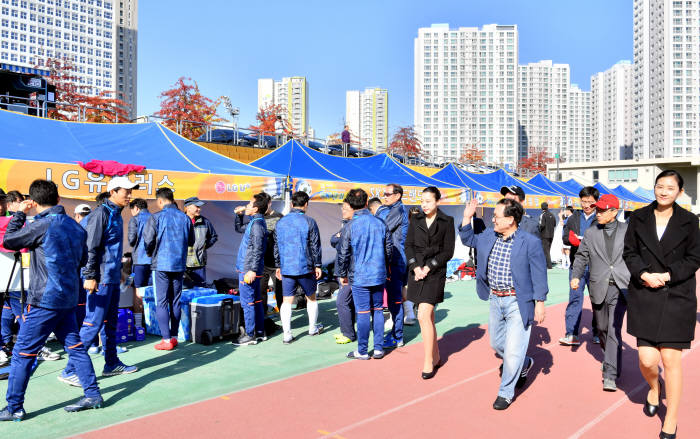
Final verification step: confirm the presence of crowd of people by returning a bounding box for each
[0,170,697,439]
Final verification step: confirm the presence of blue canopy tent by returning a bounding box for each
[610,185,653,203]
[463,168,560,196]
[0,109,281,178]
[527,174,580,197]
[431,163,500,192]
[558,179,584,195]
[634,187,655,201]
[251,140,461,189]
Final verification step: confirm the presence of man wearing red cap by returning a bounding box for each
[570,194,629,391]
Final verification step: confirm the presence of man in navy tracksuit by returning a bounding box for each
[331,201,355,344]
[143,188,194,351]
[127,198,151,330]
[233,192,268,346]
[60,177,139,386]
[375,183,409,348]
[336,188,392,360]
[1,180,103,421]
[274,191,323,344]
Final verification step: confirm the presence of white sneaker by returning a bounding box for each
[0,349,9,366]
[403,317,417,326]
[37,346,61,361]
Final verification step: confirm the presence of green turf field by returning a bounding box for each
[3,269,573,438]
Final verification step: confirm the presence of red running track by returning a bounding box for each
[79,300,700,439]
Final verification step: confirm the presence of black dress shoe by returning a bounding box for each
[659,427,677,439]
[421,368,437,380]
[644,384,661,417]
[492,396,511,410]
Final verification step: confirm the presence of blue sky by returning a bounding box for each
[137,0,632,139]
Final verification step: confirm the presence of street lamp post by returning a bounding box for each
[555,139,561,181]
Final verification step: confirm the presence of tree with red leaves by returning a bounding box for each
[459,143,485,165]
[520,146,554,175]
[249,103,291,136]
[388,126,422,157]
[155,77,225,139]
[40,57,127,122]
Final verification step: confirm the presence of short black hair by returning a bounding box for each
[6,190,24,203]
[344,188,368,210]
[541,202,548,210]
[291,191,310,207]
[129,198,148,210]
[422,186,441,201]
[655,169,684,190]
[28,179,59,207]
[260,192,272,206]
[579,186,599,201]
[496,198,524,225]
[565,205,575,214]
[95,192,110,206]
[156,187,174,203]
[367,197,382,207]
[386,183,403,198]
[253,192,268,215]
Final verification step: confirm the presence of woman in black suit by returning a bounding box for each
[405,186,455,379]
[623,170,700,439]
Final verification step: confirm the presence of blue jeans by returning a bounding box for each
[564,267,596,336]
[336,283,355,340]
[1,294,22,347]
[352,284,384,355]
[489,294,532,400]
[65,283,120,375]
[239,279,264,337]
[281,273,317,297]
[7,306,100,412]
[153,271,184,339]
[385,267,405,341]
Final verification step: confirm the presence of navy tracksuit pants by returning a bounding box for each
[6,306,100,412]
[352,284,384,355]
[336,283,355,340]
[1,294,22,347]
[153,271,184,340]
[239,279,264,337]
[65,283,120,375]
[385,266,405,341]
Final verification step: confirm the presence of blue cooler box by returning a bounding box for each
[190,294,240,345]
[143,286,217,341]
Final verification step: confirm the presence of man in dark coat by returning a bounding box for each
[538,202,556,269]
[560,186,599,346]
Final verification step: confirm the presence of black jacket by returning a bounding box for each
[405,209,455,300]
[623,202,700,342]
[538,210,556,239]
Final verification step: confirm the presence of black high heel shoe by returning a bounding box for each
[421,361,443,380]
[643,383,661,417]
[659,427,677,439]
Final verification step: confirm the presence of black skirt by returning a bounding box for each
[406,272,446,305]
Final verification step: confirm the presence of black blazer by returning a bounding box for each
[405,209,455,298]
[623,202,700,342]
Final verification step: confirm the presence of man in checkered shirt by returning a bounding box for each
[459,198,549,410]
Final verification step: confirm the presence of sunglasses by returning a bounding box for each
[383,192,395,197]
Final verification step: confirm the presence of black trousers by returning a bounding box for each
[541,237,553,269]
[259,266,283,310]
[592,284,627,380]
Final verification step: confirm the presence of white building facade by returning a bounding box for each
[257,76,308,136]
[517,60,570,162]
[591,61,634,161]
[0,0,138,119]
[568,84,592,163]
[633,0,700,159]
[346,87,388,152]
[414,23,519,165]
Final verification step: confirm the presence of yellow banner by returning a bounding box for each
[0,159,281,201]
[290,178,466,205]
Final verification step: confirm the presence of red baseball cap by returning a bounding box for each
[594,194,619,210]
